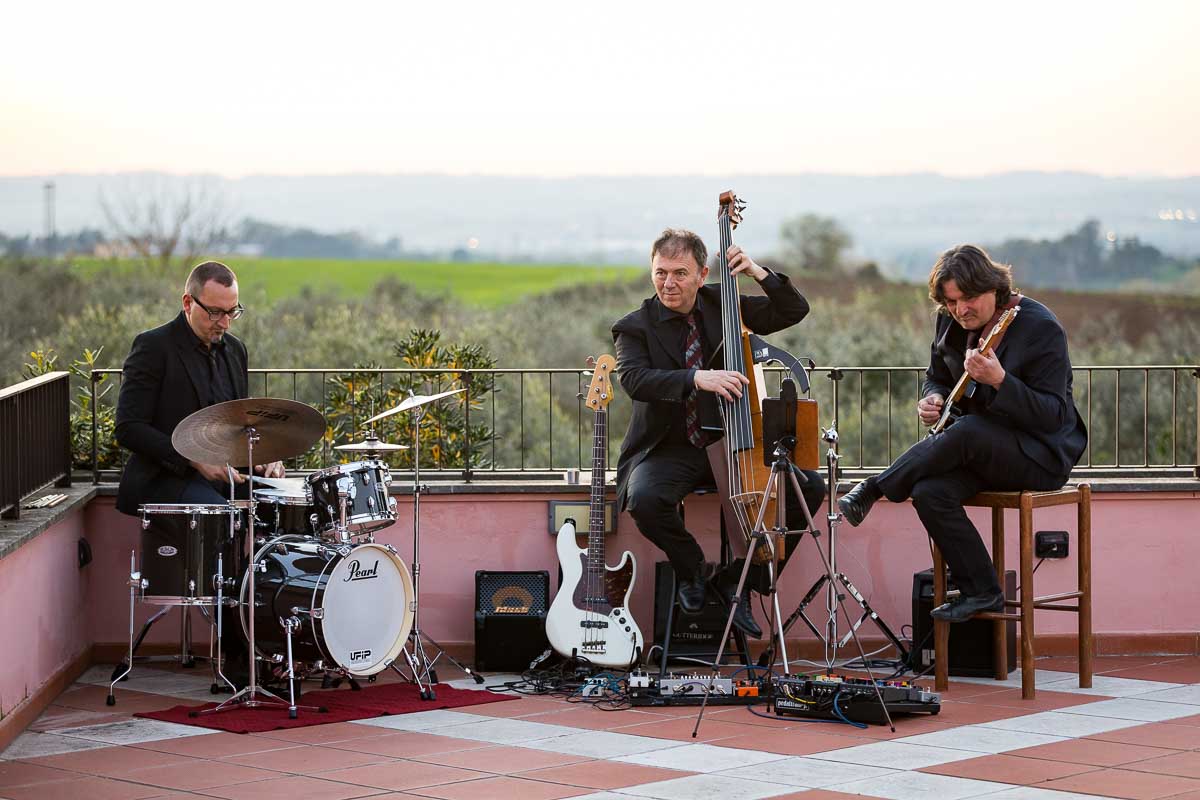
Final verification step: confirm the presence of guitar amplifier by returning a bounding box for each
[474,570,550,671]
[653,561,738,658]
[911,569,1017,678]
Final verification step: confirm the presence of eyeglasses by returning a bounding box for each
[191,295,245,321]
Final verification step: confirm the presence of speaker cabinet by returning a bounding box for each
[474,570,550,672]
[653,561,737,658]
[911,568,1017,678]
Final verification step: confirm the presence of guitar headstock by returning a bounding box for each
[718,191,747,229]
[981,305,1021,349]
[585,354,616,412]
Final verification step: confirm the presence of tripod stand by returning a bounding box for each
[695,436,898,735]
[385,394,484,699]
[776,422,909,669]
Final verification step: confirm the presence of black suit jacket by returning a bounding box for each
[923,296,1087,477]
[611,272,810,509]
[115,312,249,515]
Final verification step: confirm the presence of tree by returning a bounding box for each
[779,213,852,274]
[98,176,231,273]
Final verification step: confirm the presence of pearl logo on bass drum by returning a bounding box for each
[157,545,178,557]
[344,559,380,582]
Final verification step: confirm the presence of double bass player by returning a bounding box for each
[612,228,825,638]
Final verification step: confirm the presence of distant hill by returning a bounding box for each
[2,172,1197,276]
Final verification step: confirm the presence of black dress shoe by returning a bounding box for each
[715,574,763,639]
[676,572,708,613]
[931,590,1005,623]
[838,479,881,527]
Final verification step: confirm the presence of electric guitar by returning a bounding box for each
[928,305,1021,436]
[545,355,644,667]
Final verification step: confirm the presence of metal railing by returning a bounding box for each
[83,364,1200,482]
[1,372,72,518]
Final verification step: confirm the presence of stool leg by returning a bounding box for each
[932,544,949,693]
[1078,484,1093,688]
[991,505,1007,681]
[1020,492,1036,700]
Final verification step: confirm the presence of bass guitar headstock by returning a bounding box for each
[718,190,747,229]
[584,355,616,412]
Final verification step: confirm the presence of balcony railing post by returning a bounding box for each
[4,395,21,520]
[58,374,71,488]
[462,371,473,482]
[1194,368,1200,478]
[91,369,100,486]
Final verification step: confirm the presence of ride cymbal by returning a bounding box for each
[172,398,325,466]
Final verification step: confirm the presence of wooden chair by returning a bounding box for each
[931,484,1092,699]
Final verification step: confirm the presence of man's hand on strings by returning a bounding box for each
[695,369,750,402]
[726,245,768,281]
[918,394,945,426]
[964,348,1006,388]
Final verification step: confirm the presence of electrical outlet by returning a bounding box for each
[1035,530,1069,558]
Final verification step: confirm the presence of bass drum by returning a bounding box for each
[240,536,414,676]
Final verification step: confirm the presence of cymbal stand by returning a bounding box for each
[197,426,321,718]
[694,440,897,736]
[776,423,909,668]
[390,398,484,699]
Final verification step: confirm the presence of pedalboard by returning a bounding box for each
[772,674,940,725]
[627,671,761,707]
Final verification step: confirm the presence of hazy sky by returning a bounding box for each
[4,1,1197,178]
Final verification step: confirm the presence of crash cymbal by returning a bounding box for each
[334,438,409,452]
[172,398,325,467]
[366,387,466,424]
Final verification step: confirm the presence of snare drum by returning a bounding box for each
[239,535,414,676]
[253,481,316,538]
[306,459,396,538]
[139,504,245,605]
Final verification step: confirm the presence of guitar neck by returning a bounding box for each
[588,408,607,564]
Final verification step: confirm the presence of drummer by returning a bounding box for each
[114,261,284,516]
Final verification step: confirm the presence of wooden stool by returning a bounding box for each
[931,484,1092,699]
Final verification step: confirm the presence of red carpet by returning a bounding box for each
[135,681,517,734]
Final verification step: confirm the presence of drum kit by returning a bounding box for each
[107,389,475,718]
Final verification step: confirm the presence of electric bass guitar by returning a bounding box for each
[546,355,644,667]
[928,304,1020,436]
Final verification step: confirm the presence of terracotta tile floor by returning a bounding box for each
[2,655,1199,800]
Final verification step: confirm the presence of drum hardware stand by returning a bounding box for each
[108,549,234,706]
[388,394,484,699]
[775,422,909,668]
[693,433,897,736]
[196,427,322,719]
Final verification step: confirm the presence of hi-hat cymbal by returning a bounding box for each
[334,438,409,452]
[366,387,466,424]
[172,398,326,466]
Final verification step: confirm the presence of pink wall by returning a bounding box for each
[22,486,1200,678]
[0,513,91,717]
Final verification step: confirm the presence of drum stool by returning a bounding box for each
[931,484,1093,699]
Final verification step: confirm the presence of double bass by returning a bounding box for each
[708,191,819,559]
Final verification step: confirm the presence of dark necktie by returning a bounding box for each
[684,312,705,448]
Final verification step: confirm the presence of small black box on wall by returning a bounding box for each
[474,570,550,671]
[911,568,1017,678]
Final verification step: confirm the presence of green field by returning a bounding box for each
[72,257,645,307]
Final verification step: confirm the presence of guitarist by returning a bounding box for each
[613,228,825,639]
[838,244,1087,622]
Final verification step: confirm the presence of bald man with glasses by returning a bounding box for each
[114,260,284,516]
